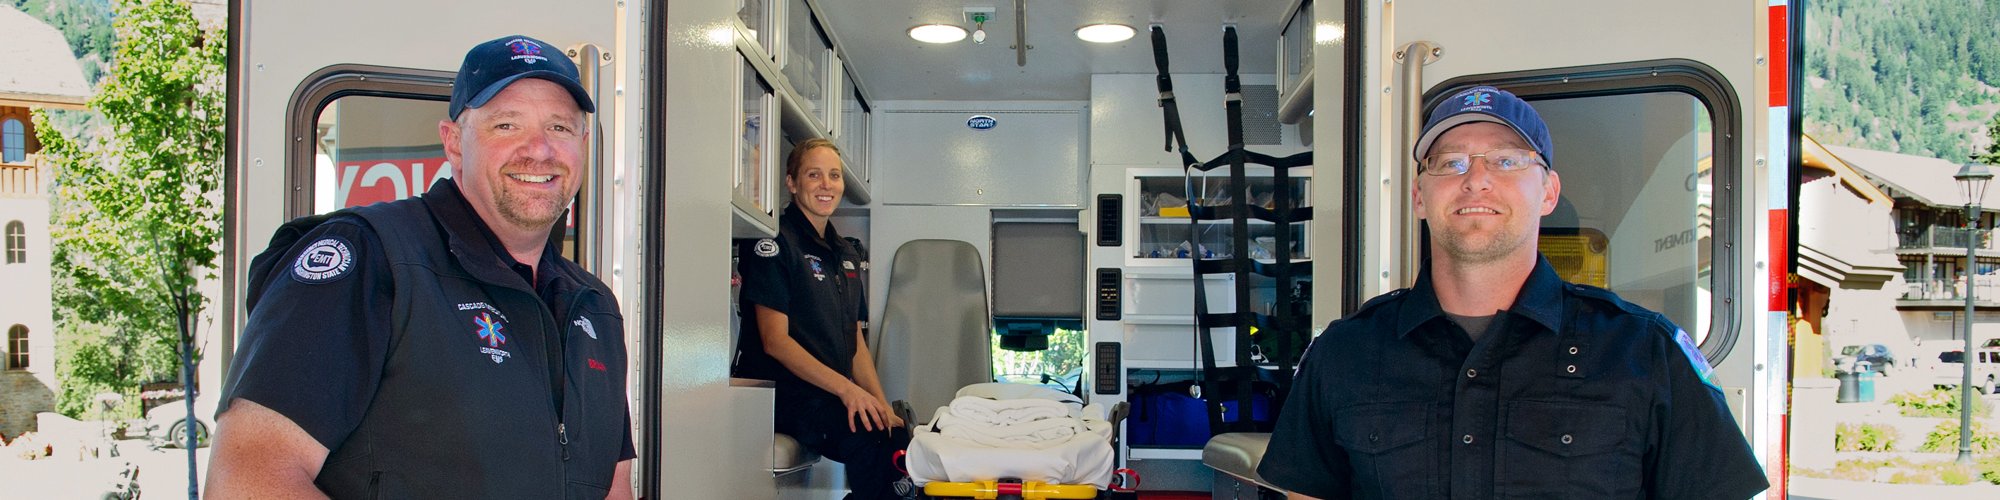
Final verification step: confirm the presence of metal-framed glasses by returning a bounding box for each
[1420,148,1546,176]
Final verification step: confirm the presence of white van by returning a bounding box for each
[1932,349,2000,395]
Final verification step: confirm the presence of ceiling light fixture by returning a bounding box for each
[1075,23,1136,43]
[909,24,968,44]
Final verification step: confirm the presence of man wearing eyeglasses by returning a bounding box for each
[1255,86,1767,499]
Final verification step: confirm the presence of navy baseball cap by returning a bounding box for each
[449,35,595,120]
[1411,86,1554,169]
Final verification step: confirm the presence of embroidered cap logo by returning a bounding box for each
[506,38,548,64]
[1461,90,1493,111]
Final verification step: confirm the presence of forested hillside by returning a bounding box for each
[1805,0,2000,161]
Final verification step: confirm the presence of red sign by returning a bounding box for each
[335,157,452,208]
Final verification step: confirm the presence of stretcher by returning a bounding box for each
[903,383,1137,500]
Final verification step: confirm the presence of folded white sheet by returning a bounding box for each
[934,411,1085,449]
[946,396,1075,426]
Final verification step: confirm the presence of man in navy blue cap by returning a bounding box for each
[209,35,634,499]
[1257,86,1766,499]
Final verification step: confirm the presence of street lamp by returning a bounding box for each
[1953,162,1992,465]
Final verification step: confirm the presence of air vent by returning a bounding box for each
[1096,194,1122,246]
[1243,84,1281,145]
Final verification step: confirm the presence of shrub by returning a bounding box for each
[1835,422,1901,452]
[1919,420,2000,454]
[1937,464,1976,485]
[1979,456,2000,485]
[1889,389,1992,418]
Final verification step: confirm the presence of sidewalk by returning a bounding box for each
[1792,476,2000,499]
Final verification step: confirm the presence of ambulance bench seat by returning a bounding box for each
[730,377,822,476]
[772,432,821,476]
[1202,432,1287,493]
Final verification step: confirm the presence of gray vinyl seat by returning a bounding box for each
[772,432,820,476]
[1203,432,1286,492]
[873,239,994,424]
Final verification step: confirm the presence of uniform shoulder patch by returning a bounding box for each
[292,236,356,284]
[1673,328,1718,387]
[753,238,780,258]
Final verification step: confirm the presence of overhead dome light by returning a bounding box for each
[909,24,968,44]
[1075,24,1136,43]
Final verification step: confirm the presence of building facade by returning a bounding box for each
[0,4,91,438]
[1821,143,2000,373]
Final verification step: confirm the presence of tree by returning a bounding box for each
[1977,113,2000,167]
[33,1,223,495]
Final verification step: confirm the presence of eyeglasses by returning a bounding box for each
[1420,148,1546,176]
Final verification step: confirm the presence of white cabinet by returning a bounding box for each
[729,0,873,237]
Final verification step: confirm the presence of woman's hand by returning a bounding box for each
[839,384,898,432]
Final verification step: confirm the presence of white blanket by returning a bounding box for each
[906,388,1116,487]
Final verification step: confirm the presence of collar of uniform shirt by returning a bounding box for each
[781,203,843,251]
[1393,255,1567,339]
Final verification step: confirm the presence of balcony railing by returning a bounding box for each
[1898,225,1994,251]
[1902,278,2000,302]
[0,154,45,196]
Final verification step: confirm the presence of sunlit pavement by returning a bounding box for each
[1791,477,2000,499]
[1787,367,2000,498]
[0,438,209,499]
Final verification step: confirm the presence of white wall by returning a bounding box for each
[861,101,1087,331]
[0,195,54,437]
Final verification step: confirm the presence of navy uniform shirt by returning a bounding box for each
[221,180,635,498]
[734,204,868,407]
[1258,256,1767,500]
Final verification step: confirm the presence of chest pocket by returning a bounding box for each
[1333,402,1433,500]
[1499,401,1641,499]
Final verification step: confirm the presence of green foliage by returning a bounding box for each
[34,0,225,418]
[1976,113,2000,167]
[991,327,1086,390]
[1980,456,2000,485]
[1888,388,1992,418]
[1835,422,1901,452]
[1804,0,2000,162]
[1919,419,2000,454]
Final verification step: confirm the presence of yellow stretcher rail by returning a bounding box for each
[922,480,1099,499]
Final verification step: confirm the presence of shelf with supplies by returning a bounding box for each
[728,0,874,238]
[1123,166,1312,266]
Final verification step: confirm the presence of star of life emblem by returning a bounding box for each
[475,312,512,364]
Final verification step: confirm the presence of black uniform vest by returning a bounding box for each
[255,191,628,499]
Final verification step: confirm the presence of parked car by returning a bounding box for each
[1930,348,2000,394]
[1834,343,1897,375]
[144,395,217,449]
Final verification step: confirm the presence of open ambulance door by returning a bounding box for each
[1312,0,1786,493]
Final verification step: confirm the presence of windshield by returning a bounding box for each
[1939,351,1964,363]
[1840,346,1863,356]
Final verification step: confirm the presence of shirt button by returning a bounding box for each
[1461,434,1474,444]
[1561,434,1574,445]
[1369,433,1380,443]
[1466,369,1478,378]
[1568,346,1580,355]
[1566,364,1578,374]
